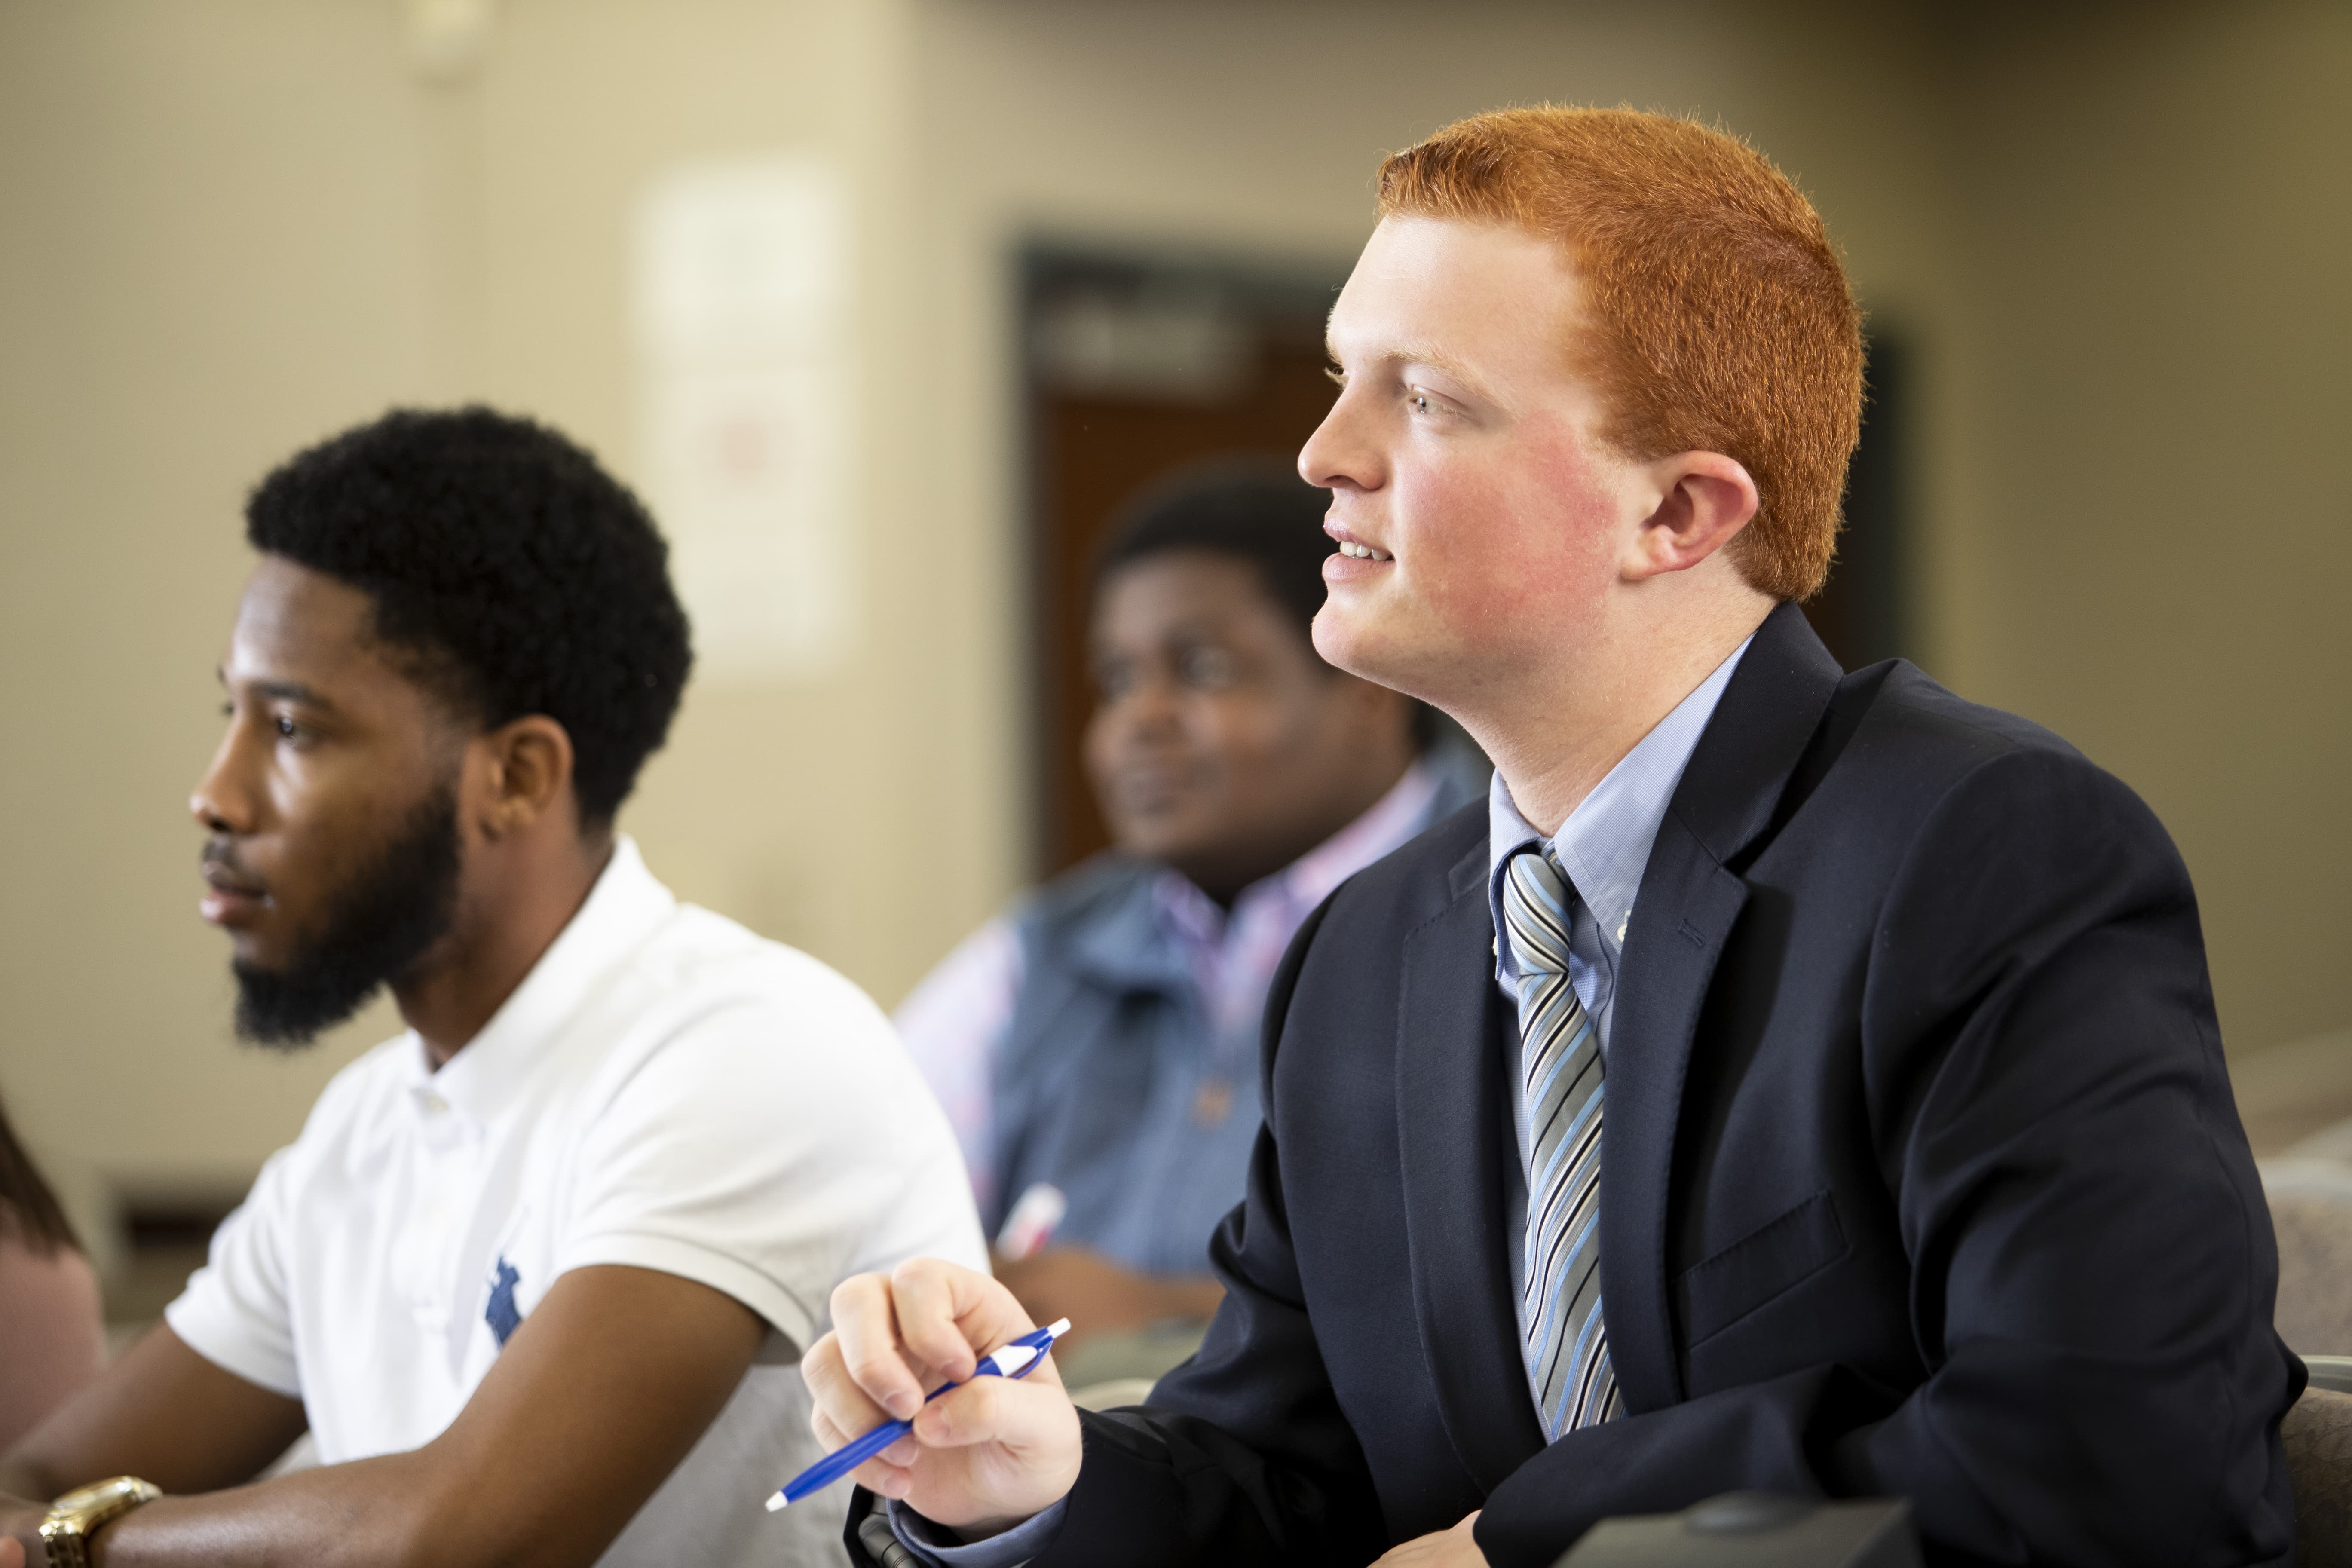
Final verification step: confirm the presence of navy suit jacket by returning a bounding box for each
[867,605,2302,1568]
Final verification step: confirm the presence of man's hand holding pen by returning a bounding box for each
[802,1259,1084,1540]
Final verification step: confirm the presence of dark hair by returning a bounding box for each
[1093,463,1437,747]
[247,407,693,827]
[1095,464,1335,638]
[0,1091,81,1255]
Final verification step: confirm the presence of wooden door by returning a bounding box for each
[1024,251,1345,877]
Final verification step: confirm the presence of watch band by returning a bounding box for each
[39,1476,160,1568]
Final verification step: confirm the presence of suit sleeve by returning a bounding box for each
[1028,896,1390,1568]
[1475,747,2301,1568]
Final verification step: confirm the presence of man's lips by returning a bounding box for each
[1322,522,1393,586]
[1107,769,1191,811]
[1102,754,1209,818]
[1322,522,1393,562]
[199,852,270,926]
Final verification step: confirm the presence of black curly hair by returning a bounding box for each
[246,407,693,828]
[1094,462,1335,637]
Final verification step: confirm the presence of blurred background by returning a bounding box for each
[0,0,2345,1329]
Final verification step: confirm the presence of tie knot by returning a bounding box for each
[1503,845,1576,977]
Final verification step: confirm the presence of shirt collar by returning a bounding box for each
[1153,760,1443,947]
[402,834,676,1123]
[1488,635,1754,966]
[1280,759,1442,911]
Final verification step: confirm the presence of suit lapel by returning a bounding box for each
[1599,822,1747,1411]
[1396,839,1548,1490]
[1601,603,1846,1412]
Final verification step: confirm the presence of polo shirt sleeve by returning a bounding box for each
[554,955,985,1357]
[163,1141,303,1398]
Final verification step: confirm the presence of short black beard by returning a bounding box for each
[233,785,463,1049]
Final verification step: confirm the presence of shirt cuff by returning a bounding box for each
[886,1497,1067,1566]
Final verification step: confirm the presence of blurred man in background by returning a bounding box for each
[895,469,1481,1385]
[0,408,983,1567]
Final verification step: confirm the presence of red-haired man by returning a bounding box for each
[807,107,2301,1568]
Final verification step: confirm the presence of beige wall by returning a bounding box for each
[0,0,961,1201]
[0,1,443,1199]
[0,0,2343,1221]
[1921,0,2352,1053]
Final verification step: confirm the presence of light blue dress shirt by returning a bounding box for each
[896,637,1753,1563]
[1487,634,1755,1041]
[1488,635,1751,1381]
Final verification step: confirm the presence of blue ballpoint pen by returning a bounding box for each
[766,1317,1073,1511]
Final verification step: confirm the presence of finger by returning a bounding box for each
[809,1403,855,1451]
[910,1366,1071,1452]
[851,1452,914,1499]
[809,1373,917,1476]
[829,1272,930,1420]
[804,1333,900,1441]
[891,1258,1030,1388]
[812,1399,922,1471]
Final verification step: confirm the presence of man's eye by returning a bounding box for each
[1407,389,1433,415]
[1178,647,1239,688]
[274,714,302,740]
[1095,666,1135,701]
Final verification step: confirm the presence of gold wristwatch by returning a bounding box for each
[39,1476,160,1568]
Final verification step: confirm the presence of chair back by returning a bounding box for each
[2267,1161,2352,1355]
[2288,1369,2352,1568]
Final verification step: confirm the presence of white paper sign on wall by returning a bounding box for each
[633,154,857,683]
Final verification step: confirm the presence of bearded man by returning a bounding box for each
[0,407,983,1567]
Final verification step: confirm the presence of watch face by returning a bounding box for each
[47,1475,155,1524]
[54,1479,130,1512]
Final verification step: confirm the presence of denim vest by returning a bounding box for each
[984,856,1264,1278]
[980,752,1485,1278]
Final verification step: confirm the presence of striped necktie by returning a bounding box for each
[1502,845,1622,1438]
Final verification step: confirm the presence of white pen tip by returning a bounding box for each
[766,1493,789,1513]
[1045,1317,1072,1338]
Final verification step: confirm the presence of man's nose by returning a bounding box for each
[1108,674,1184,739]
[190,727,259,835]
[1298,394,1379,495]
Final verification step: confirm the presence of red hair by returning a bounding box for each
[1377,107,1863,601]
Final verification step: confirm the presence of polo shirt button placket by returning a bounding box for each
[400,1086,472,1332]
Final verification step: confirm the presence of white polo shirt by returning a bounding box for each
[167,837,986,1567]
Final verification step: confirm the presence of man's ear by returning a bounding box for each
[474,715,576,841]
[1622,450,1760,582]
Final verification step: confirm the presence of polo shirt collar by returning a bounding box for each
[403,834,676,1123]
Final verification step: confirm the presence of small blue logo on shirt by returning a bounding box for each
[485,1256,523,1348]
